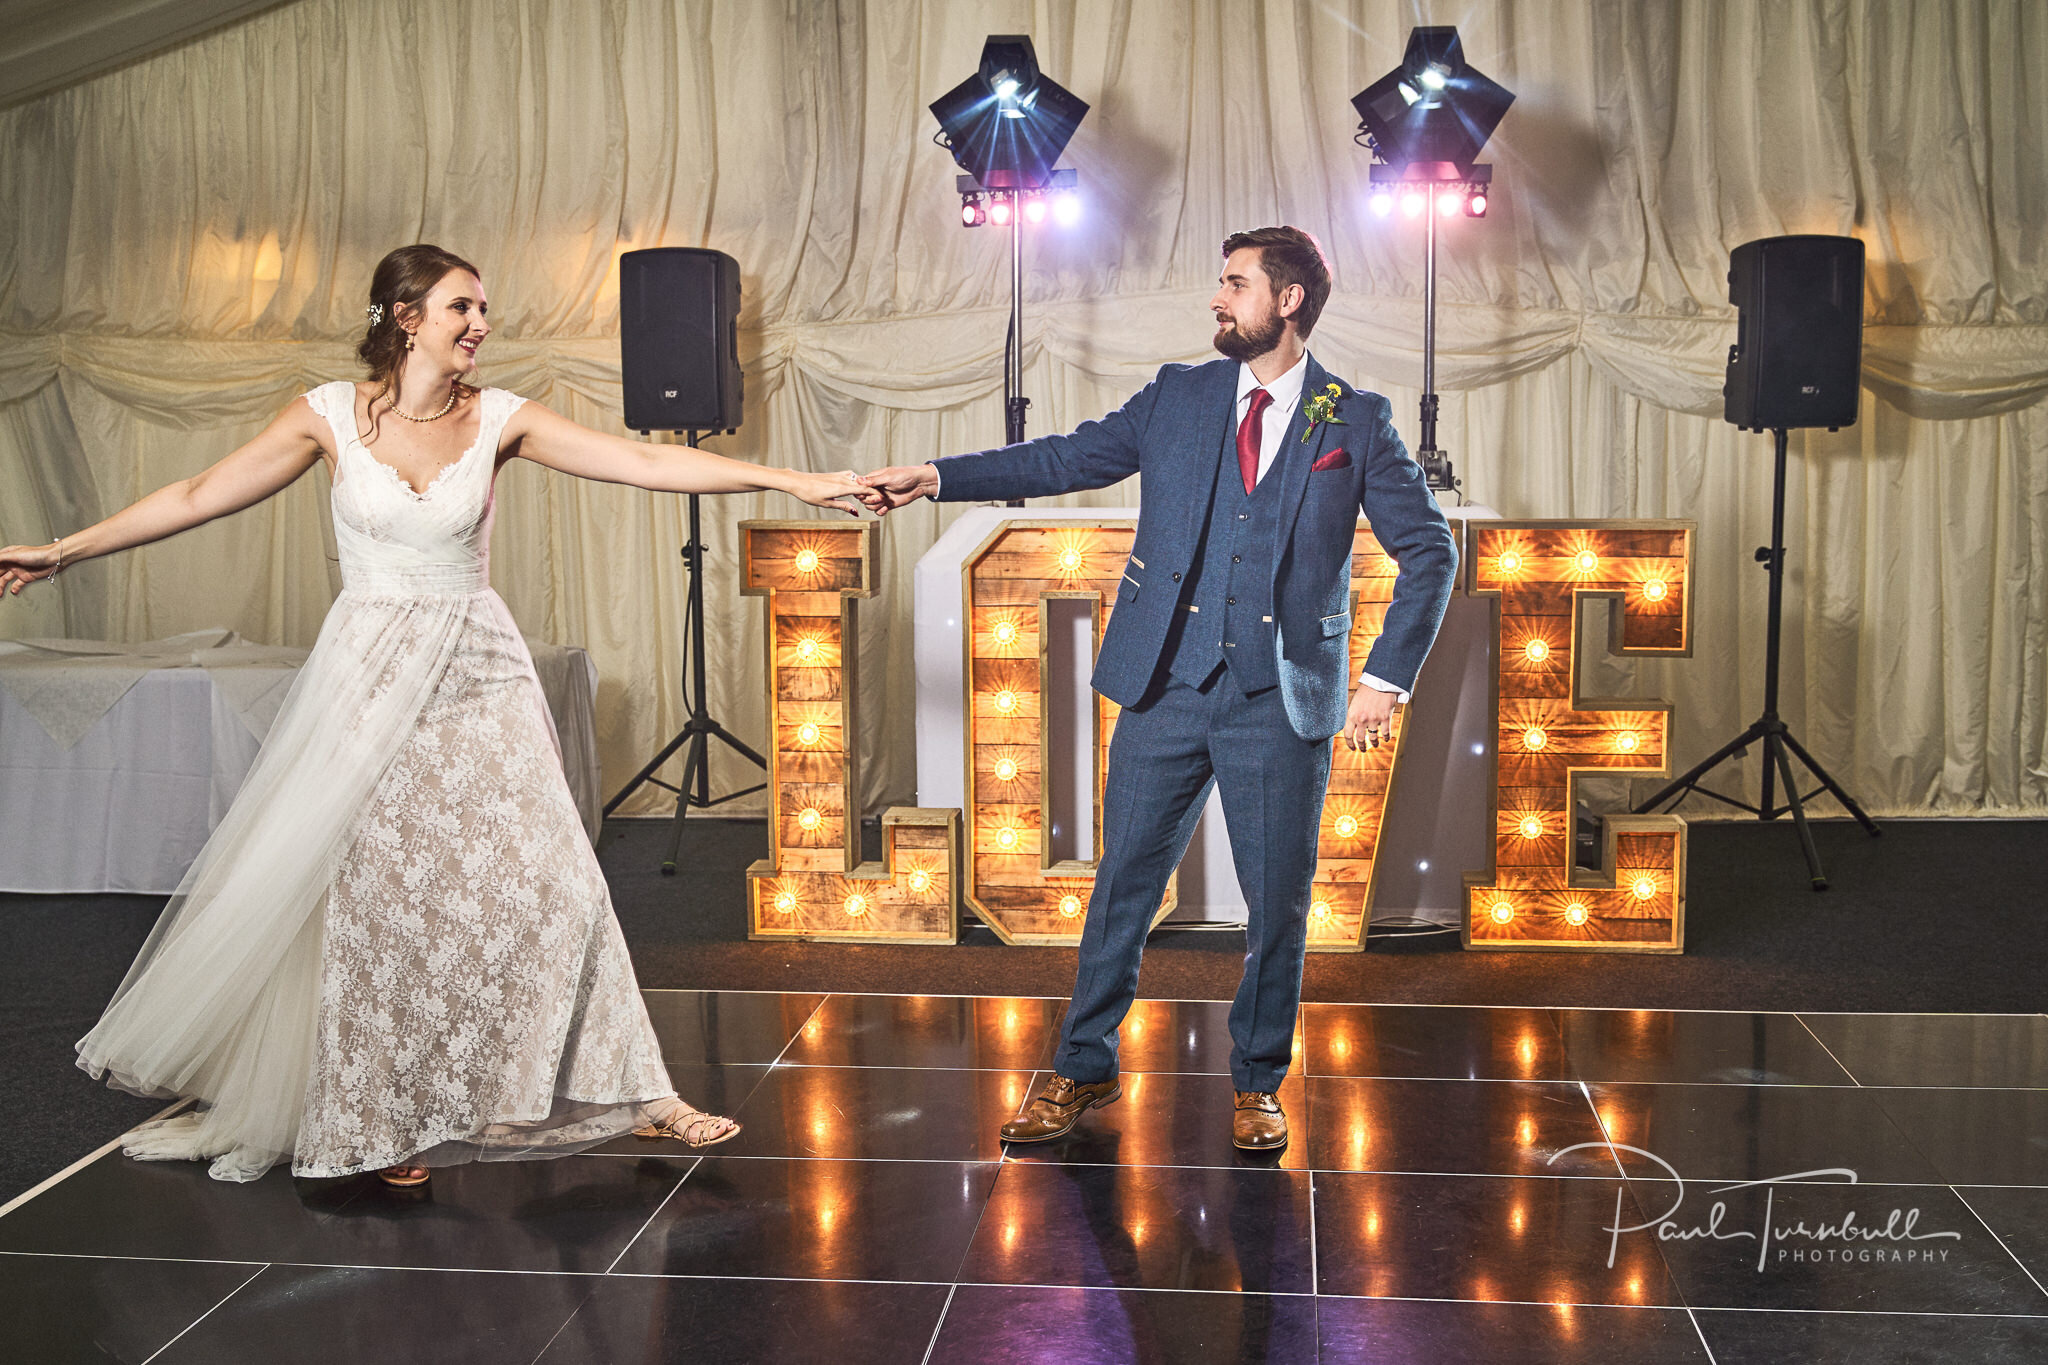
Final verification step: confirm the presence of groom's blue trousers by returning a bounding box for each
[1050,672,1334,1094]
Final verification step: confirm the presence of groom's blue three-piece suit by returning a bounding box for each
[935,353,1457,1094]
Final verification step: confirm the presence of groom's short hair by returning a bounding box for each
[1221,226,1332,338]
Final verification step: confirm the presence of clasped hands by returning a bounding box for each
[851,464,938,515]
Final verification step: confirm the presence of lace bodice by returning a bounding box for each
[304,381,525,595]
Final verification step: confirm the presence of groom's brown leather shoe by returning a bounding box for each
[1232,1090,1288,1150]
[1000,1073,1122,1143]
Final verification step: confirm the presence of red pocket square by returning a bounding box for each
[1310,448,1351,473]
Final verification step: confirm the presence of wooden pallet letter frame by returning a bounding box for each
[742,520,961,943]
[1462,521,1695,951]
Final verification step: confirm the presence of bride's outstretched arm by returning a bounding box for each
[504,403,868,514]
[1,399,327,595]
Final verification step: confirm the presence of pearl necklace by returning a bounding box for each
[385,384,460,423]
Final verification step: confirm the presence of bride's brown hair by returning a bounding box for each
[357,244,483,392]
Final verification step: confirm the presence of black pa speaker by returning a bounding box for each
[620,248,742,433]
[1723,235,1864,433]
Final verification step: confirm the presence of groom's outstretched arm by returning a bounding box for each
[862,372,1165,511]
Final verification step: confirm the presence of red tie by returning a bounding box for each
[1237,387,1272,493]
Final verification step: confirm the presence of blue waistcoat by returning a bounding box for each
[1165,429,1285,693]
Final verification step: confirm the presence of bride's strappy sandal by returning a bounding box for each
[633,1109,742,1149]
[377,1163,430,1188]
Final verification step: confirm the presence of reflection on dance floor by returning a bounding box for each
[4,994,2047,1362]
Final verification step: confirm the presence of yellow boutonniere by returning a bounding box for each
[1300,381,1346,443]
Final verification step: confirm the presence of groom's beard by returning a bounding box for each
[1212,306,1284,362]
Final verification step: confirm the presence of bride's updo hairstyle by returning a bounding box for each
[357,244,483,391]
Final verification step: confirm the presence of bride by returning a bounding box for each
[0,244,866,1187]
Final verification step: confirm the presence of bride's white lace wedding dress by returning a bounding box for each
[76,382,673,1182]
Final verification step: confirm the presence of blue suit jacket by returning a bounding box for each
[935,355,1458,741]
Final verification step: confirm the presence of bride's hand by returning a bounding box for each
[0,542,63,596]
[788,469,873,517]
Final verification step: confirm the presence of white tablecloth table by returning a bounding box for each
[0,630,603,895]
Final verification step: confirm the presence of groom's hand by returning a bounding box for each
[1342,685,1398,751]
[859,464,939,515]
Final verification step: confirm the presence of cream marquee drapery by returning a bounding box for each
[1,0,2043,820]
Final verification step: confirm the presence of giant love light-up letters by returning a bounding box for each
[741,521,963,943]
[741,515,1692,952]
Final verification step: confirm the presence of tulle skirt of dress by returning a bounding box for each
[74,587,673,1181]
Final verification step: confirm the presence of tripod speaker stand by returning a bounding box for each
[1633,426,1879,889]
[603,442,767,874]
[1635,234,1880,888]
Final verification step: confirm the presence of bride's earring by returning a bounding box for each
[405,330,415,352]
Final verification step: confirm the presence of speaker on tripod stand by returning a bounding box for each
[1635,235,1881,889]
[604,247,767,874]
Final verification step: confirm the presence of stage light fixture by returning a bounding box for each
[961,197,986,227]
[931,36,1089,191]
[1353,25,1514,496]
[1353,27,1514,172]
[1369,190,1393,217]
[934,37,1088,463]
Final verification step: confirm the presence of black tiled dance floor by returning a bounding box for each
[5,995,2048,1363]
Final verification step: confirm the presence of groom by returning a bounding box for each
[861,227,1456,1149]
